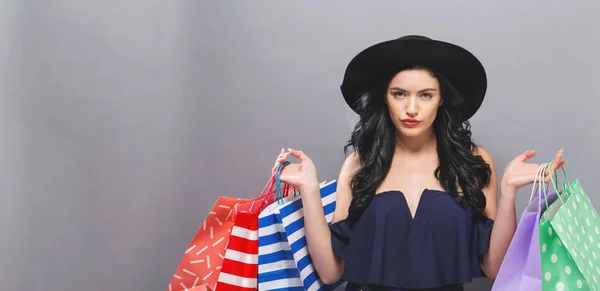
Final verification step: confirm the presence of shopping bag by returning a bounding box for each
[168,196,243,291]
[257,173,303,291]
[278,180,345,291]
[257,163,329,291]
[216,167,294,291]
[185,283,214,291]
[216,209,260,291]
[258,196,303,291]
[492,164,559,290]
[539,164,600,290]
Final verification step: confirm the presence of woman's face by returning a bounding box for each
[385,68,442,138]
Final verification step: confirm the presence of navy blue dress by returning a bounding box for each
[329,189,494,291]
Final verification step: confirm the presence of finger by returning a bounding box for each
[548,161,567,175]
[543,175,551,183]
[552,149,564,167]
[518,150,537,162]
[549,150,565,173]
[276,148,286,159]
[273,153,287,172]
[272,164,285,175]
[276,152,289,161]
[277,154,289,163]
[273,155,290,172]
[279,165,295,180]
[288,148,310,161]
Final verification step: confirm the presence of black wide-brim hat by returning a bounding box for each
[340,35,487,121]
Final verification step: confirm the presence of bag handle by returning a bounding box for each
[546,162,571,200]
[274,161,291,204]
[552,162,571,194]
[259,162,288,197]
[540,163,568,210]
[259,174,275,197]
[528,162,549,207]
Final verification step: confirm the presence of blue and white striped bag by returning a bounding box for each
[278,180,345,291]
[257,181,329,291]
[258,193,303,291]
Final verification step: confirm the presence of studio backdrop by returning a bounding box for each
[1,1,599,290]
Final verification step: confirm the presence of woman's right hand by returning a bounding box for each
[272,148,318,189]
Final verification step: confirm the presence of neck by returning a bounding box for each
[395,129,437,155]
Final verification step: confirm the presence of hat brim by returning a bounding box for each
[340,38,487,121]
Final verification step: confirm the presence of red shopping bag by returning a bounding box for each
[214,203,263,291]
[215,177,295,291]
[167,196,244,291]
[185,283,213,291]
[168,175,293,291]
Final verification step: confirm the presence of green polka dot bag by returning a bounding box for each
[539,163,600,290]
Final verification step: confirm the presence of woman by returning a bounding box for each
[273,35,565,290]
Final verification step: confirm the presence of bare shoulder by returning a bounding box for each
[331,151,360,223]
[473,146,495,169]
[341,151,361,173]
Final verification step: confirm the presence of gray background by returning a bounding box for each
[1,1,599,290]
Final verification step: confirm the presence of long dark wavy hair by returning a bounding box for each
[344,67,492,226]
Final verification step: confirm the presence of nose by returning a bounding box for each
[406,97,418,117]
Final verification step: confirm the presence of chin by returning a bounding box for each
[398,128,426,137]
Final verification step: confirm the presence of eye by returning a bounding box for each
[392,91,405,98]
[421,93,434,99]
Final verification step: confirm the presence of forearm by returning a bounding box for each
[482,185,517,279]
[299,182,343,283]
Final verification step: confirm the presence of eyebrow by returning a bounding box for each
[389,87,438,93]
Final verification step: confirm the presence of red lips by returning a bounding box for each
[401,118,421,127]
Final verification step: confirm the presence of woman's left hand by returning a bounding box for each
[501,149,566,193]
